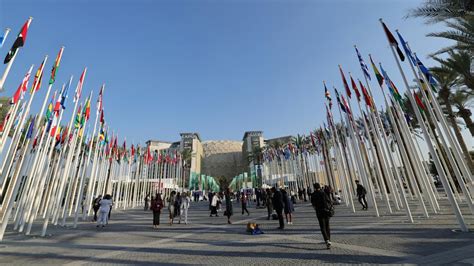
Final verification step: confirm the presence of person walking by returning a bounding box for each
[241,193,250,216]
[150,194,163,229]
[168,191,176,226]
[92,195,102,222]
[311,183,333,249]
[180,192,191,224]
[175,192,182,222]
[210,192,219,217]
[355,180,368,210]
[271,187,284,230]
[282,189,294,225]
[144,194,150,211]
[224,188,233,224]
[265,188,273,220]
[97,194,113,228]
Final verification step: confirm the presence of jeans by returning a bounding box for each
[317,215,330,241]
[275,208,284,229]
[358,194,368,209]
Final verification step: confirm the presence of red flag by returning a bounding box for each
[350,74,361,101]
[360,81,373,108]
[339,65,351,98]
[414,91,426,111]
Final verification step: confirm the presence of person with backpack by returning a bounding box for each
[355,180,368,210]
[150,193,163,229]
[311,183,333,249]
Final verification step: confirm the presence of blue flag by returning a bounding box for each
[26,117,35,139]
[396,31,416,66]
[355,46,371,81]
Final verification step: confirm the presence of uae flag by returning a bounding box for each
[380,20,405,62]
[4,18,31,64]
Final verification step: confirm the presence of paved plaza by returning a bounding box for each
[0,197,473,265]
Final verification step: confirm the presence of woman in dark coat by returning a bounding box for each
[150,194,163,229]
[311,183,332,249]
[224,188,233,224]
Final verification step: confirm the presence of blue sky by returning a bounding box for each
[0,0,466,145]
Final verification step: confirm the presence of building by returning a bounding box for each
[146,131,294,186]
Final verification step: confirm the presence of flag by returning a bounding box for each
[74,103,82,129]
[341,95,352,115]
[54,84,65,113]
[0,28,10,48]
[339,65,351,98]
[395,31,415,66]
[369,55,384,87]
[26,117,35,139]
[45,93,54,123]
[84,95,91,121]
[100,109,105,125]
[414,91,426,112]
[4,18,31,64]
[355,46,371,80]
[335,88,347,113]
[97,84,104,113]
[61,76,73,109]
[49,46,64,84]
[380,20,405,61]
[324,82,332,108]
[30,57,46,93]
[414,54,438,89]
[380,64,403,105]
[350,74,361,101]
[74,67,87,102]
[360,81,373,108]
[11,66,32,104]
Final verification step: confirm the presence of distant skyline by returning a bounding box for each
[1,0,471,148]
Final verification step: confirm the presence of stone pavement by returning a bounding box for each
[0,197,473,265]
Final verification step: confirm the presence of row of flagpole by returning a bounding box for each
[240,19,473,232]
[0,18,190,240]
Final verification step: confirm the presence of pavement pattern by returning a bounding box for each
[0,196,473,265]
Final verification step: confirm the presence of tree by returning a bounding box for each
[451,89,474,135]
[431,66,474,172]
[407,0,474,23]
[433,50,474,94]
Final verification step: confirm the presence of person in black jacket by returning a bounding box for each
[311,183,332,249]
[355,180,368,210]
[271,187,285,230]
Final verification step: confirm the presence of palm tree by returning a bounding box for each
[451,89,474,135]
[431,66,474,172]
[433,51,474,94]
[407,0,474,23]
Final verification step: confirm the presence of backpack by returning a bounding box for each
[323,194,335,217]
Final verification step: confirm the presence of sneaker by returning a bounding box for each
[326,241,331,249]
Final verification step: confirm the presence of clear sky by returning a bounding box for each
[1,0,470,147]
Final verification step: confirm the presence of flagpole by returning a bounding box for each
[0,28,11,48]
[0,120,33,240]
[380,18,467,231]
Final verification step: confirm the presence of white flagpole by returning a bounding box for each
[0,119,33,240]
[0,28,11,49]
[380,18,467,231]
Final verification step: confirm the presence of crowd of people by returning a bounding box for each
[92,180,368,250]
